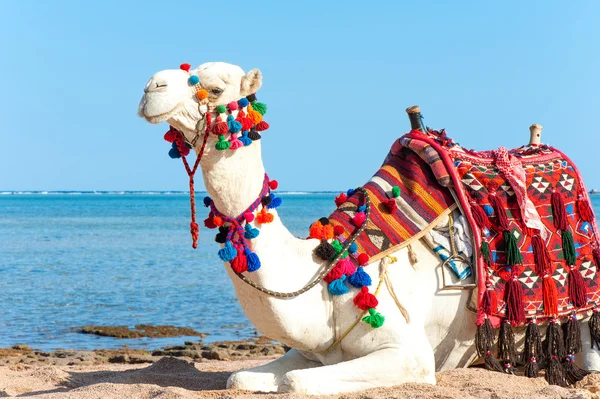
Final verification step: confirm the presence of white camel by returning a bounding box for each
[138,62,600,395]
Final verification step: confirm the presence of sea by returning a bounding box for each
[0,191,337,351]
[2,192,600,352]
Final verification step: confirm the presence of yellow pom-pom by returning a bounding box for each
[196,89,208,100]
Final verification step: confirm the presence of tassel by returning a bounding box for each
[348,267,372,288]
[503,230,523,265]
[323,263,345,284]
[481,241,492,265]
[251,101,267,115]
[228,133,244,150]
[407,244,418,266]
[239,131,252,146]
[383,198,397,213]
[577,197,595,222]
[362,308,385,328]
[564,357,590,385]
[212,119,228,135]
[315,240,336,261]
[218,241,238,262]
[543,276,559,316]
[482,287,498,315]
[240,117,254,131]
[256,208,274,224]
[489,193,509,231]
[214,226,228,244]
[353,286,378,310]
[568,268,587,308]
[215,135,231,151]
[532,234,552,276]
[562,229,577,266]
[255,121,270,131]
[545,319,567,386]
[589,309,600,349]
[522,321,543,378]
[337,257,356,276]
[267,195,283,209]
[328,275,349,295]
[245,249,261,272]
[475,318,504,372]
[497,321,517,365]
[247,130,261,141]
[244,224,259,239]
[471,203,490,230]
[564,314,583,355]
[226,115,242,133]
[546,355,567,386]
[230,246,248,273]
[504,277,526,325]
[552,190,569,231]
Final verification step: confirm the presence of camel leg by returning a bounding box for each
[227,348,322,392]
[579,319,600,371]
[278,344,436,395]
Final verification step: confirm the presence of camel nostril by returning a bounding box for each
[155,82,168,88]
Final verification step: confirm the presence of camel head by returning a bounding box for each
[138,62,263,145]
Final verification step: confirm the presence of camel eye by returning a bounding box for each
[211,88,223,96]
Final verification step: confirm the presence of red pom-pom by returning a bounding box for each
[352,212,366,227]
[240,117,254,131]
[244,212,254,223]
[212,121,228,135]
[333,225,344,236]
[353,286,378,310]
[180,63,191,72]
[204,217,217,229]
[383,198,397,213]
[256,121,270,131]
[357,253,369,266]
[269,180,279,190]
[231,245,248,273]
[324,263,345,283]
[227,101,238,111]
[164,130,176,143]
[335,193,348,207]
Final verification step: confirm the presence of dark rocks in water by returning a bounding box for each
[78,324,207,339]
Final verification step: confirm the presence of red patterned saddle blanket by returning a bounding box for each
[400,129,600,327]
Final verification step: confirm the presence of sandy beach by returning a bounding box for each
[2,342,600,399]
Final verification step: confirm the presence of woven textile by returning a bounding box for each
[327,140,455,263]
[402,129,600,325]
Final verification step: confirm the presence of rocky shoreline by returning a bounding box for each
[0,335,286,367]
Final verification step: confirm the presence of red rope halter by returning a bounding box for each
[171,113,212,248]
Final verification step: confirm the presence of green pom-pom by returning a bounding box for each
[391,186,401,198]
[215,135,231,151]
[252,101,267,115]
[331,239,348,258]
[216,105,227,114]
[362,308,385,328]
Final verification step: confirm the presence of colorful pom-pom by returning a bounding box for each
[216,105,227,114]
[362,308,385,328]
[335,193,348,207]
[349,242,358,254]
[392,186,401,198]
[196,89,208,100]
[229,133,243,150]
[252,101,267,115]
[358,253,369,266]
[248,130,261,141]
[269,180,279,190]
[352,212,367,227]
[324,263,345,284]
[168,146,181,159]
[315,240,336,261]
[256,121,270,131]
[164,130,176,143]
[319,217,330,225]
[218,241,238,262]
[180,63,191,72]
[238,98,249,108]
[204,216,216,229]
[230,246,248,273]
[213,216,223,227]
[246,249,261,271]
[188,75,199,85]
[227,101,238,111]
[214,226,228,244]
[240,117,254,131]
[383,198,397,213]
[203,197,212,207]
[261,195,272,207]
[337,257,356,276]
[347,188,355,197]
[239,131,252,146]
[354,286,378,310]
[257,208,274,224]
[328,275,349,295]
[348,267,372,288]
[357,205,366,212]
[244,224,260,239]
[267,194,282,209]
[212,120,228,135]
[333,225,344,236]
[248,109,263,124]
[215,135,231,151]
[244,212,254,223]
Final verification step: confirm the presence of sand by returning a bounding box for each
[2,355,600,399]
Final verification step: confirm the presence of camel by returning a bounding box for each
[138,62,600,395]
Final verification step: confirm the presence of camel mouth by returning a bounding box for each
[138,97,181,124]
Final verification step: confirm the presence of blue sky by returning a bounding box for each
[1,1,598,191]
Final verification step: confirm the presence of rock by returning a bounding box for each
[11,344,31,351]
[108,355,129,363]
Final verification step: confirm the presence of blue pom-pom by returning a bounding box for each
[267,194,283,209]
[328,275,349,295]
[348,267,372,288]
[227,115,242,133]
[238,98,249,108]
[239,131,252,146]
[244,224,260,239]
[188,75,199,85]
[347,188,355,197]
[246,249,261,271]
[168,145,181,159]
[357,205,366,213]
[218,241,238,262]
[203,197,212,207]
[349,242,358,254]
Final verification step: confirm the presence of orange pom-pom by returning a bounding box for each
[196,89,208,100]
[309,222,324,239]
[213,216,223,227]
[257,208,274,224]
[322,224,334,240]
[248,109,263,124]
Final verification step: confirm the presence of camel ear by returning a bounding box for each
[240,68,262,97]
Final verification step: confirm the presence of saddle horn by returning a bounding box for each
[529,124,542,145]
[406,106,426,132]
